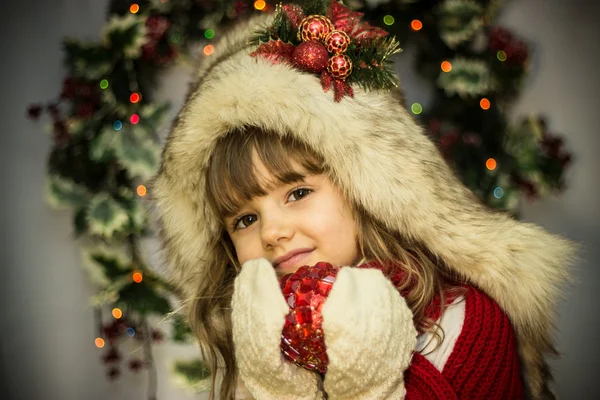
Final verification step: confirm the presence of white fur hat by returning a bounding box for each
[152,11,575,399]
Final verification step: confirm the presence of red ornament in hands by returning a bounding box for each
[279,262,340,374]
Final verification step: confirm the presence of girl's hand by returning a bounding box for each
[231,258,323,400]
[321,267,418,400]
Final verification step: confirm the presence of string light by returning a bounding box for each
[494,187,504,198]
[254,0,266,11]
[95,338,105,348]
[486,158,497,171]
[132,271,143,283]
[113,120,123,131]
[137,185,147,197]
[411,103,423,114]
[130,114,140,124]
[112,308,123,319]
[170,33,181,43]
[204,29,215,39]
[126,328,136,337]
[480,98,491,110]
[441,61,452,72]
[130,93,141,104]
[497,50,507,62]
[100,79,109,90]
[130,4,140,14]
[383,15,395,26]
[411,19,423,31]
[203,45,214,56]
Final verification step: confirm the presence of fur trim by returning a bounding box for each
[151,14,576,399]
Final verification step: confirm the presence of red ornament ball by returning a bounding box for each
[292,40,330,74]
[325,30,351,54]
[327,54,353,80]
[279,262,340,373]
[298,15,334,42]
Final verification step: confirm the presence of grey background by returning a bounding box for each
[2,0,598,399]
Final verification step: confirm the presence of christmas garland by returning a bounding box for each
[28,0,572,397]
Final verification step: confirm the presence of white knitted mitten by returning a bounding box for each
[321,267,417,400]
[231,258,323,400]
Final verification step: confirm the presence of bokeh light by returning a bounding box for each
[113,120,123,131]
[497,50,507,62]
[480,98,491,110]
[411,19,423,31]
[130,93,141,103]
[204,29,215,39]
[112,308,123,319]
[130,114,140,124]
[130,4,140,14]
[486,158,497,171]
[203,45,215,56]
[254,0,266,11]
[126,328,136,337]
[132,271,143,283]
[494,187,504,199]
[100,79,109,90]
[383,15,395,26]
[137,185,147,197]
[411,103,423,114]
[95,338,105,348]
[441,61,452,72]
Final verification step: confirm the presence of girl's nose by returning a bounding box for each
[260,215,295,248]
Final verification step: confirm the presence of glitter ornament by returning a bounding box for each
[298,15,334,42]
[292,40,330,74]
[279,262,340,373]
[327,54,353,80]
[325,30,351,54]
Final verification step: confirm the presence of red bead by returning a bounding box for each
[279,262,340,373]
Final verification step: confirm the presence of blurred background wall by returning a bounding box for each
[1,0,598,399]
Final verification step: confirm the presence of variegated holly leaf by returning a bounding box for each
[86,193,130,238]
[118,187,149,234]
[437,0,484,49]
[102,14,149,59]
[90,125,118,162]
[437,57,493,97]
[63,39,113,80]
[46,174,90,210]
[138,102,171,128]
[81,245,132,288]
[172,359,212,392]
[113,125,161,180]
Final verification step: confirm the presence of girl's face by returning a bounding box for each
[225,151,360,278]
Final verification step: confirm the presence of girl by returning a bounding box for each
[152,2,575,399]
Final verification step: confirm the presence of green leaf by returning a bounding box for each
[90,125,118,162]
[172,313,194,343]
[437,0,484,49]
[86,193,131,238]
[46,174,91,210]
[63,39,113,80]
[118,280,172,315]
[173,359,212,390]
[113,125,161,180]
[103,14,149,59]
[82,245,132,286]
[138,102,171,128]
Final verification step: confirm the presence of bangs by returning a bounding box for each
[205,127,325,223]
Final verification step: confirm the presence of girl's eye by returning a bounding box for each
[233,214,257,231]
[288,188,312,202]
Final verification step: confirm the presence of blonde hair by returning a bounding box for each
[194,126,464,400]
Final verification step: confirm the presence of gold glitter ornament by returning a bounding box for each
[298,15,334,42]
[325,30,351,54]
[327,54,353,80]
[292,40,330,73]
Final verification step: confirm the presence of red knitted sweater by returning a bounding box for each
[404,287,524,399]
